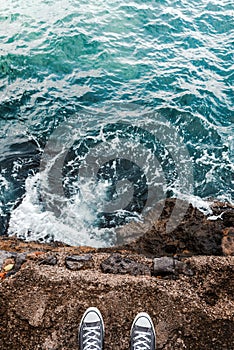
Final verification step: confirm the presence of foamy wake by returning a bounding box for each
[8,173,116,247]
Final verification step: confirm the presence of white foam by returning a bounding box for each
[170,190,213,216]
[8,173,116,247]
[0,174,10,215]
[207,212,224,221]
[0,173,9,190]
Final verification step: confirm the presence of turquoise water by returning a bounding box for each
[0,0,233,246]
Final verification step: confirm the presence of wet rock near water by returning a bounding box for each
[101,253,151,276]
[119,199,234,257]
[1,199,233,259]
[0,200,233,348]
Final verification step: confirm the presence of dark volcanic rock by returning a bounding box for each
[119,199,234,257]
[153,257,175,275]
[101,253,151,276]
[221,209,234,227]
[153,257,194,277]
[15,253,27,265]
[174,259,194,276]
[39,255,58,266]
[65,254,93,271]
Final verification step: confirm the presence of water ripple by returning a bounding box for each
[0,0,233,239]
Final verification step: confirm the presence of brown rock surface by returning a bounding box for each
[222,227,234,256]
[0,200,234,349]
[0,252,233,350]
[1,199,233,258]
[119,199,234,257]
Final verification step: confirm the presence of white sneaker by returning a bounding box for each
[79,307,104,350]
[130,312,156,350]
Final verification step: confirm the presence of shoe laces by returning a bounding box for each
[82,325,102,350]
[133,330,152,350]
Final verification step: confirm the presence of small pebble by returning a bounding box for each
[4,264,14,272]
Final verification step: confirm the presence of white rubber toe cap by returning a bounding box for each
[134,312,152,328]
[83,307,103,324]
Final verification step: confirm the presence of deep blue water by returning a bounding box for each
[0,0,233,246]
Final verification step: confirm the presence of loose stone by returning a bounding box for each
[153,257,193,277]
[39,255,58,266]
[100,253,151,276]
[65,254,93,271]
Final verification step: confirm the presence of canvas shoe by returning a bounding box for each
[79,307,104,350]
[130,312,156,350]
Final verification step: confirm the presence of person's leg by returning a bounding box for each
[79,307,104,350]
[130,312,156,350]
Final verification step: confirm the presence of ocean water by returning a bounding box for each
[0,0,233,247]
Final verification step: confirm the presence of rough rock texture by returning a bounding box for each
[222,227,234,256]
[1,199,234,258]
[118,199,234,257]
[153,257,194,277]
[0,200,234,349]
[65,254,93,271]
[0,253,233,350]
[101,253,151,276]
